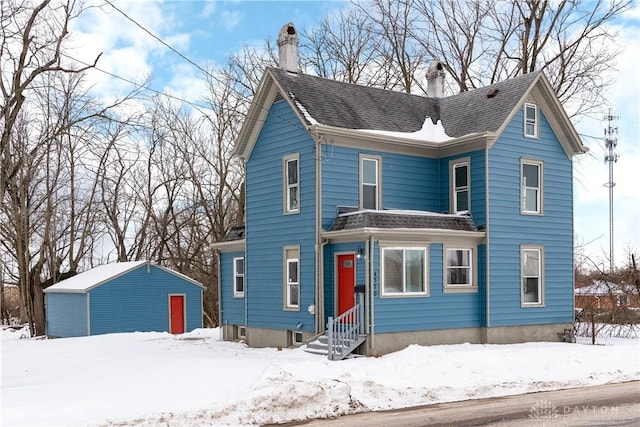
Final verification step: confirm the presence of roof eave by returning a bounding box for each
[211,239,246,252]
[309,123,490,152]
[322,227,486,243]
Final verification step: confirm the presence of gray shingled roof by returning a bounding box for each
[329,210,478,232]
[223,226,245,242]
[269,67,541,138]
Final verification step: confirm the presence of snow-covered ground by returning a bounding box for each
[1,327,638,427]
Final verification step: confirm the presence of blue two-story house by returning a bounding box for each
[212,23,587,357]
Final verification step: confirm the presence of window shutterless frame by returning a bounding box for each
[521,245,544,306]
[283,154,299,214]
[283,246,300,310]
[380,245,428,297]
[450,158,470,213]
[233,257,244,297]
[521,158,544,215]
[360,154,382,210]
[524,102,538,138]
[443,247,477,293]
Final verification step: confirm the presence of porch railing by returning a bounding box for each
[326,292,366,360]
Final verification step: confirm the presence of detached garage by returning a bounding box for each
[44,261,204,338]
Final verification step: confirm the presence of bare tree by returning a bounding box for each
[0,0,101,203]
[410,0,629,114]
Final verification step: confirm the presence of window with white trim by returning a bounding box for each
[521,159,543,214]
[521,245,544,306]
[284,247,300,309]
[444,248,475,291]
[361,156,380,210]
[381,247,427,296]
[451,159,470,213]
[233,257,244,297]
[524,103,538,138]
[284,154,299,213]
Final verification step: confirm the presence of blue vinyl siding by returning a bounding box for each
[373,243,484,332]
[321,147,439,230]
[88,265,203,335]
[45,293,87,338]
[220,251,245,325]
[487,107,574,327]
[439,150,487,227]
[245,100,316,331]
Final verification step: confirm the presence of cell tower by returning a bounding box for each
[603,109,619,273]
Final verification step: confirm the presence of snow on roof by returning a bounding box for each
[353,116,452,143]
[44,261,147,293]
[290,93,318,125]
[337,208,468,218]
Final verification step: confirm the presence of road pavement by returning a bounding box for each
[281,381,640,427]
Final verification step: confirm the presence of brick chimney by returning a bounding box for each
[426,60,445,98]
[277,23,298,73]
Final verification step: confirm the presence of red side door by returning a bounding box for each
[337,254,356,316]
[169,295,185,334]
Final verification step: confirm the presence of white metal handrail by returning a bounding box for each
[326,293,365,360]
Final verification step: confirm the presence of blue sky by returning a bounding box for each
[70,0,639,268]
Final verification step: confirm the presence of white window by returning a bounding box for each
[521,159,543,214]
[233,257,244,297]
[284,247,300,309]
[381,247,427,296]
[444,248,476,292]
[284,155,299,213]
[521,245,544,306]
[524,102,538,138]
[451,159,470,213]
[360,155,380,210]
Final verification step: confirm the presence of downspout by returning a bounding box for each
[214,248,222,333]
[485,140,491,338]
[368,235,375,353]
[242,158,248,336]
[314,132,324,334]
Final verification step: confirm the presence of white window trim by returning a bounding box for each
[284,246,300,310]
[443,246,477,293]
[360,154,382,210]
[521,244,545,307]
[283,153,300,214]
[380,244,429,297]
[524,102,538,138]
[233,257,244,298]
[521,158,544,215]
[450,157,470,214]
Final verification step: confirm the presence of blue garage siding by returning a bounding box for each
[373,243,484,333]
[487,107,574,327]
[245,100,316,331]
[220,251,245,326]
[88,265,203,335]
[321,146,440,230]
[46,293,87,338]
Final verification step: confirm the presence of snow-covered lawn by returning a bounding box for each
[2,327,638,427]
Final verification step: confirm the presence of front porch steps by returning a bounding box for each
[304,332,367,359]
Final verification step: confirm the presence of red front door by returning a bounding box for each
[337,254,355,316]
[169,295,185,334]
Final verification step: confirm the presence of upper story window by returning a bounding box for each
[284,154,299,214]
[521,245,544,306]
[360,155,381,210]
[450,158,470,213]
[381,246,428,296]
[284,246,300,310]
[521,159,544,215]
[233,257,244,297]
[444,247,477,293]
[524,103,538,138]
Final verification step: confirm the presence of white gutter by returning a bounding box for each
[485,139,491,331]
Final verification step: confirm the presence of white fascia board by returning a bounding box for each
[322,228,486,244]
